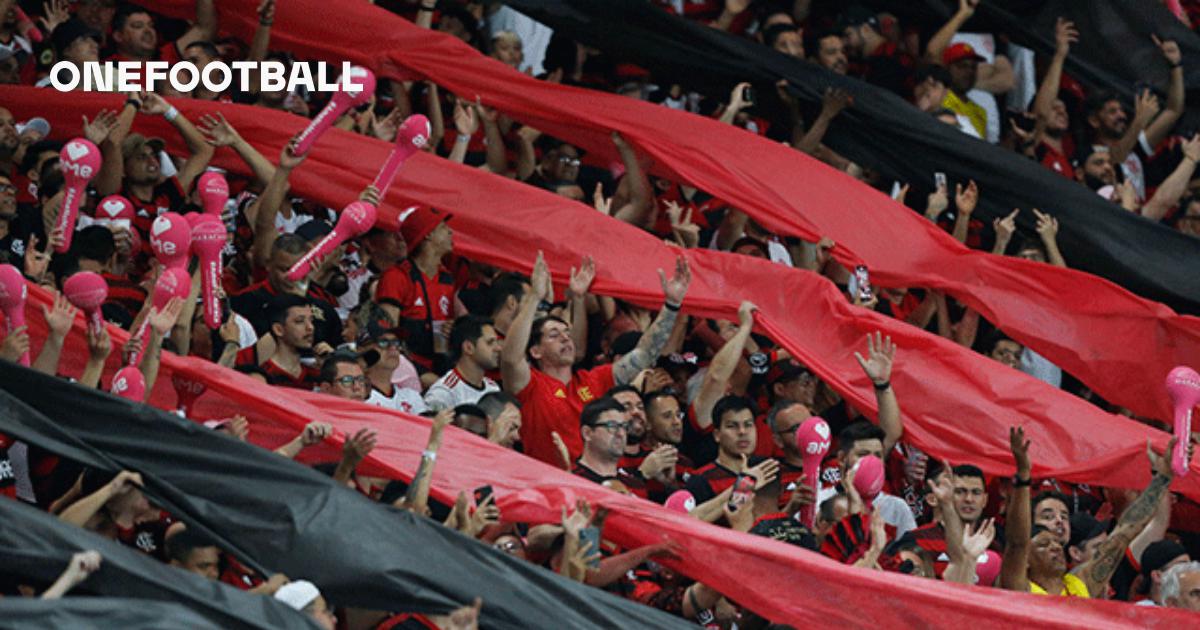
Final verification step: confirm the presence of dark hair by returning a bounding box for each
[454,403,488,422]
[952,464,985,483]
[272,232,308,256]
[449,314,494,364]
[606,384,639,398]
[580,397,625,428]
[981,329,1021,355]
[268,294,311,329]
[643,388,678,415]
[20,140,63,175]
[803,27,842,59]
[165,528,216,564]
[488,272,528,315]
[73,225,116,263]
[818,494,847,523]
[113,4,152,32]
[836,421,885,455]
[477,391,519,419]
[712,395,754,427]
[766,399,803,434]
[38,162,65,201]
[762,23,799,49]
[184,40,220,59]
[318,352,360,384]
[527,315,569,361]
[1085,91,1122,117]
[1032,490,1071,515]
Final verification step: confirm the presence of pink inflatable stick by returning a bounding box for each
[111,365,146,402]
[192,216,226,330]
[197,171,230,217]
[852,455,885,511]
[172,373,208,416]
[56,139,102,253]
[292,65,376,156]
[0,264,30,366]
[285,201,377,282]
[149,212,193,270]
[1166,366,1200,477]
[794,416,831,529]
[129,267,193,367]
[371,114,431,199]
[63,271,108,335]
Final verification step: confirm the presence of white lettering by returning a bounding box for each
[202,61,232,93]
[261,61,286,91]
[116,61,139,92]
[231,61,256,91]
[49,62,353,94]
[289,61,315,94]
[170,61,201,93]
[85,62,112,92]
[49,62,79,91]
[145,61,170,92]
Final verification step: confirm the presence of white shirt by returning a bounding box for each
[424,368,499,411]
[367,385,428,415]
[1020,347,1062,389]
[816,488,917,538]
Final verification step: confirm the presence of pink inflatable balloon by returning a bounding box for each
[172,373,208,416]
[63,271,108,335]
[149,212,193,270]
[852,455,886,509]
[1167,366,1200,477]
[371,114,431,199]
[191,216,226,330]
[794,416,831,529]
[197,171,229,217]
[129,267,194,367]
[664,490,696,514]
[975,550,1002,586]
[111,365,146,402]
[293,65,376,156]
[285,201,376,282]
[56,138,102,253]
[95,194,135,222]
[0,263,29,366]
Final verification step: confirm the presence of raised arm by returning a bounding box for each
[925,0,978,64]
[1000,427,1033,592]
[252,140,306,268]
[854,332,901,453]
[1034,19,1076,123]
[1031,209,1067,268]
[612,257,691,385]
[1144,36,1185,150]
[1110,90,1157,167]
[718,82,751,126]
[402,409,453,516]
[174,0,217,52]
[79,327,112,390]
[274,422,331,459]
[500,252,548,395]
[694,302,755,430]
[40,551,102,600]
[139,298,185,398]
[448,100,479,165]
[82,109,122,197]
[1142,134,1200,221]
[951,181,978,244]
[138,92,214,193]
[565,256,595,364]
[1076,439,1177,597]
[332,429,377,485]
[198,113,276,187]
[794,88,851,156]
[475,100,508,176]
[59,471,142,528]
[32,293,78,376]
[610,133,654,230]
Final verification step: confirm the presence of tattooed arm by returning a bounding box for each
[400,409,454,516]
[1076,439,1176,596]
[613,257,692,385]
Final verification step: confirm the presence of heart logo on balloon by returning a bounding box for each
[66,141,88,161]
[102,200,124,216]
[814,422,830,440]
[151,216,172,236]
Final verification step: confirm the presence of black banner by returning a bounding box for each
[0,499,317,630]
[0,597,240,630]
[506,0,1200,314]
[0,362,695,630]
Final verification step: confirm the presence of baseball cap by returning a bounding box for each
[356,317,405,347]
[1067,512,1109,550]
[274,580,321,611]
[15,118,50,140]
[295,219,333,242]
[399,205,451,250]
[657,352,699,373]
[1141,540,1188,577]
[838,5,879,30]
[943,42,985,66]
[767,359,812,386]
[122,133,167,159]
[52,17,101,56]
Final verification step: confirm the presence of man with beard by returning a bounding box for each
[0,107,18,177]
[107,2,216,66]
[805,29,847,75]
[235,294,319,389]
[572,397,650,500]
[424,314,501,410]
[232,233,344,350]
[1085,35,1184,201]
[1030,18,1078,179]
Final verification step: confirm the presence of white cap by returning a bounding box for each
[274,580,321,611]
[15,117,50,139]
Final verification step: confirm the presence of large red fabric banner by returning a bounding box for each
[135,0,1200,428]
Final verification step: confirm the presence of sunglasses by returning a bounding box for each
[374,338,403,349]
[557,156,581,167]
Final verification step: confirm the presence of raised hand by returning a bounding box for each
[371,107,403,142]
[926,182,949,220]
[257,0,276,24]
[561,498,594,538]
[0,326,29,362]
[1053,17,1079,57]
[1032,208,1058,241]
[819,87,852,118]
[43,292,78,338]
[279,136,307,171]
[667,203,700,249]
[958,0,980,16]
[737,301,757,328]
[567,255,596,299]
[1153,34,1183,67]
[993,208,1019,243]
[658,255,691,306]
[301,422,332,446]
[82,110,119,146]
[962,518,996,558]
[198,113,242,147]
[139,91,170,116]
[955,180,979,215]
[343,428,378,464]
[746,457,781,490]
[1147,437,1178,478]
[926,462,954,507]
[1009,426,1031,477]
[86,326,111,362]
[453,99,479,136]
[727,81,752,113]
[63,549,102,584]
[530,250,552,301]
[592,183,612,216]
[1134,89,1161,126]
[550,430,572,471]
[149,297,185,337]
[39,0,71,34]
[854,331,895,386]
[1183,134,1200,163]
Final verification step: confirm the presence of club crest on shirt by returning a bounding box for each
[135,531,157,553]
[578,386,594,402]
[554,389,566,399]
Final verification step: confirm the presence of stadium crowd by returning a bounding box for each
[1,0,1200,627]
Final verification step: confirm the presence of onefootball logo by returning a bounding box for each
[49,61,363,94]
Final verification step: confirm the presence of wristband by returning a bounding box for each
[1012,475,1031,488]
[664,301,681,312]
[1171,62,1183,69]
[537,299,553,312]
[421,449,437,461]
[455,133,471,144]
[164,106,180,122]
[872,380,891,391]
[125,97,142,110]
[419,4,436,11]
[259,20,273,26]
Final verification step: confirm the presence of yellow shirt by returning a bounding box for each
[942,91,987,139]
[1029,574,1090,598]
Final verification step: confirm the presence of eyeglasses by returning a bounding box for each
[557,156,581,167]
[335,375,368,387]
[619,401,645,413]
[375,338,403,349]
[494,539,523,554]
[658,410,686,421]
[590,420,630,433]
[0,184,15,194]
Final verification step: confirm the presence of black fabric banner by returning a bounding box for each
[0,499,317,630]
[506,0,1200,314]
[0,362,695,630]
[0,597,239,630]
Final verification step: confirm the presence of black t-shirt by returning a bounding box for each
[230,281,343,349]
[684,456,765,505]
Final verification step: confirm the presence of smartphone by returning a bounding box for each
[934,172,947,190]
[741,86,755,106]
[579,526,602,569]
[727,474,756,510]
[473,485,493,506]
[853,265,873,302]
[889,181,903,200]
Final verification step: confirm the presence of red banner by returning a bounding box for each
[129,0,1200,429]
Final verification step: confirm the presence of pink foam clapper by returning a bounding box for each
[149,212,193,270]
[63,271,108,335]
[191,215,226,330]
[285,200,376,282]
[292,65,376,156]
[197,171,229,217]
[110,365,146,402]
[664,490,696,514]
[371,114,431,199]
[0,264,30,366]
[56,139,102,253]
[852,455,886,510]
[172,373,208,416]
[129,267,193,367]
[794,416,831,529]
[975,550,1003,586]
[1167,366,1200,477]
[96,195,134,223]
